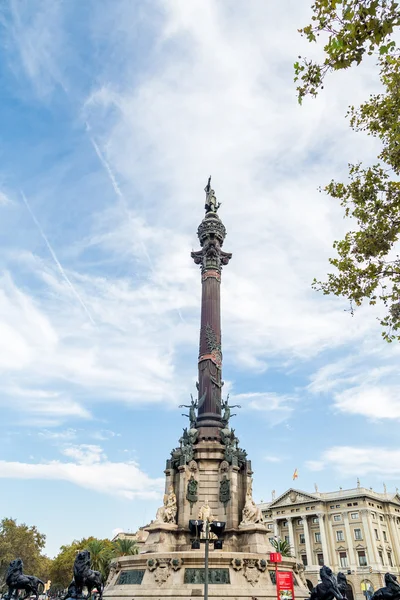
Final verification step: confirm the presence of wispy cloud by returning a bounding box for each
[21,192,95,325]
[307,446,400,481]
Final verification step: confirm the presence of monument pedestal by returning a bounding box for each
[105,551,308,599]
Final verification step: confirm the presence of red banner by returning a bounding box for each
[277,571,295,600]
[270,553,282,563]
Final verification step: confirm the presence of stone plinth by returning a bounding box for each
[104,551,309,600]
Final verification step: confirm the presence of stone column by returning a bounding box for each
[361,509,379,569]
[274,519,279,537]
[343,511,357,567]
[326,515,339,571]
[287,517,296,557]
[376,518,385,566]
[388,515,400,565]
[303,516,314,567]
[317,513,330,566]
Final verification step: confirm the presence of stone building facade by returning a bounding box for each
[258,486,400,600]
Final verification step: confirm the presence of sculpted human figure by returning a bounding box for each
[240,479,264,525]
[221,396,241,426]
[241,490,264,525]
[198,499,215,522]
[179,395,198,429]
[204,176,221,213]
[155,485,177,524]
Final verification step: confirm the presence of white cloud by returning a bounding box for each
[307,446,400,480]
[0,445,164,499]
[334,385,400,421]
[0,191,10,205]
[61,444,105,465]
[264,455,283,463]
[232,392,297,425]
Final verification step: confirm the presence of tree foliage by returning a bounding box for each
[295,1,400,341]
[0,518,49,587]
[270,537,293,557]
[112,538,138,557]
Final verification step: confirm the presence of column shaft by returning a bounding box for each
[303,517,313,567]
[343,511,357,567]
[317,513,330,566]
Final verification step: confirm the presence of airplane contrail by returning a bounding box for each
[86,125,186,325]
[21,191,96,325]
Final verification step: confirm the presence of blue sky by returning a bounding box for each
[1,0,400,558]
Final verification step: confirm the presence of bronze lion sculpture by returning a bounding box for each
[309,566,344,600]
[372,573,400,600]
[64,550,103,599]
[3,558,45,600]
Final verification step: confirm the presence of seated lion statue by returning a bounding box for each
[372,573,400,600]
[4,558,45,600]
[64,550,103,600]
[309,566,344,600]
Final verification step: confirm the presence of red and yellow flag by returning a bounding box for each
[292,468,298,480]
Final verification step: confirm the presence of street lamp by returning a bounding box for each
[189,519,226,600]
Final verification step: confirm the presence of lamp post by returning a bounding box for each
[204,519,209,600]
[189,518,226,600]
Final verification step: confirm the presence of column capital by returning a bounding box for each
[316,512,325,519]
[360,509,370,517]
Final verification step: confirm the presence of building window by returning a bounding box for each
[330,505,335,509]
[317,553,324,566]
[285,535,290,543]
[379,551,385,566]
[298,519,303,525]
[388,553,393,567]
[353,502,358,506]
[315,532,321,543]
[267,524,273,529]
[374,529,379,540]
[383,530,387,542]
[336,504,341,508]
[380,515,384,522]
[358,551,367,567]
[354,528,362,541]
[351,512,359,520]
[333,514,342,522]
[336,530,344,542]
[339,552,348,568]
[299,533,305,544]
[312,517,319,523]
[371,512,376,519]
[306,507,310,511]
[301,554,308,567]
[283,521,288,527]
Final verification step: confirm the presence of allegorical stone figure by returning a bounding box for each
[240,480,264,525]
[198,499,215,522]
[155,485,177,524]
